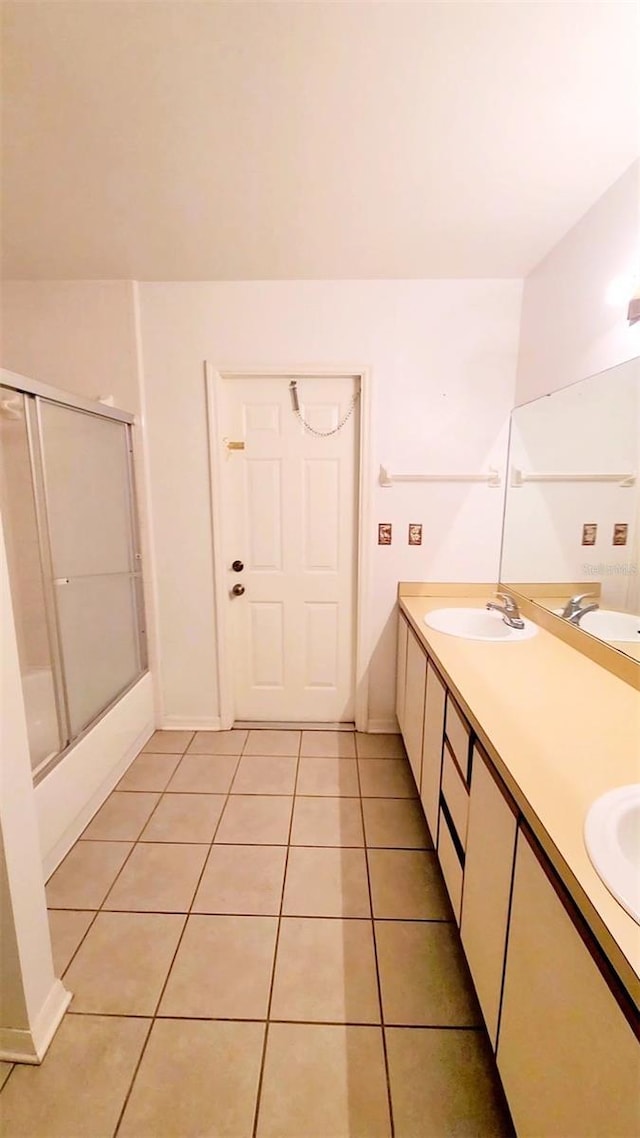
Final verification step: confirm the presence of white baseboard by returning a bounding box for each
[161,717,400,734]
[161,716,222,731]
[366,718,400,734]
[0,980,71,1064]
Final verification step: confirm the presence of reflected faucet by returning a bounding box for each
[561,593,600,625]
[486,592,525,630]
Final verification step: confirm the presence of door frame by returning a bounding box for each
[205,363,372,732]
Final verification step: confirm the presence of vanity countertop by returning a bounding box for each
[398,586,640,1005]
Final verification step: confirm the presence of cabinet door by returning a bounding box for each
[437,806,464,923]
[460,747,517,1047]
[497,829,640,1138]
[395,613,409,733]
[403,628,427,787]
[420,662,446,840]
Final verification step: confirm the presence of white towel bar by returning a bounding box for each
[510,467,635,488]
[379,464,501,487]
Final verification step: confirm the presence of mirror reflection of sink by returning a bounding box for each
[423,607,538,642]
[584,785,640,925]
[553,609,640,643]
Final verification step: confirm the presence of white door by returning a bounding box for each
[219,374,359,722]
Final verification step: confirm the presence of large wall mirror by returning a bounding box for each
[500,356,639,666]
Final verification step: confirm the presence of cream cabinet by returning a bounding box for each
[403,626,427,787]
[395,614,409,733]
[420,661,446,839]
[497,829,640,1138]
[395,605,640,1137]
[460,746,517,1047]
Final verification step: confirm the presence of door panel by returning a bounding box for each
[246,460,282,570]
[222,375,358,721]
[249,602,284,688]
[304,602,339,688]
[244,402,280,434]
[303,460,340,570]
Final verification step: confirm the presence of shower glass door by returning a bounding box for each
[0,385,63,769]
[1,372,147,780]
[38,401,144,738]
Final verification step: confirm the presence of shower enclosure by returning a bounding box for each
[0,371,147,783]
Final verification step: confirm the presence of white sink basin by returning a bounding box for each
[584,785,640,924]
[423,607,538,642]
[577,609,640,643]
[554,608,640,642]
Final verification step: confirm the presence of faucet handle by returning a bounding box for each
[561,592,598,618]
[495,591,518,611]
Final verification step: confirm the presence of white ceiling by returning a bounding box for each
[1,1,638,280]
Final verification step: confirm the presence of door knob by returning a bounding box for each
[232,560,244,572]
[232,583,245,597]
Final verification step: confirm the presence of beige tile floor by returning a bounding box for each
[0,729,514,1138]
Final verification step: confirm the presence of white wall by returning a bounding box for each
[137,280,522,729]
[0,281,141,413]
[516,160,640,404]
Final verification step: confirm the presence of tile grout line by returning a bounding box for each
[45,737,190,983]
[63,1008,485,1030]
[67,837,433,849]
[96,739,242,908]
[356,745,396,1138]
[95,734,197,910]
[110,728,296,1138]
[63,1015,482,1033]
[84,737,198,1138]
[61,907,452,922]
[52,907,101,990]
[251,729,302,1138]
[51,734,196,913]
[0,1066,15,1093]
[40,732,192,1135]
[38,731,417,1134]
[110,736,244,1138]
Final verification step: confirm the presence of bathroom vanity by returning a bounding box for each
[396,584,639,1138]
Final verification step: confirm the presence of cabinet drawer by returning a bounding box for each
[437,807,463,924]
[445,697,471,782]
[441,744,469,851]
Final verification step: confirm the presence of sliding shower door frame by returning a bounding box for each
[24,396,72,759]
[123,419,148,678]
[1,369,146,786]
[0,369,134,425]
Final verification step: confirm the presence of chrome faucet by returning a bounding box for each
[561,593,600,625]
[486,592,525,630]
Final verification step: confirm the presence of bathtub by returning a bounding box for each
[21,667,60,772]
